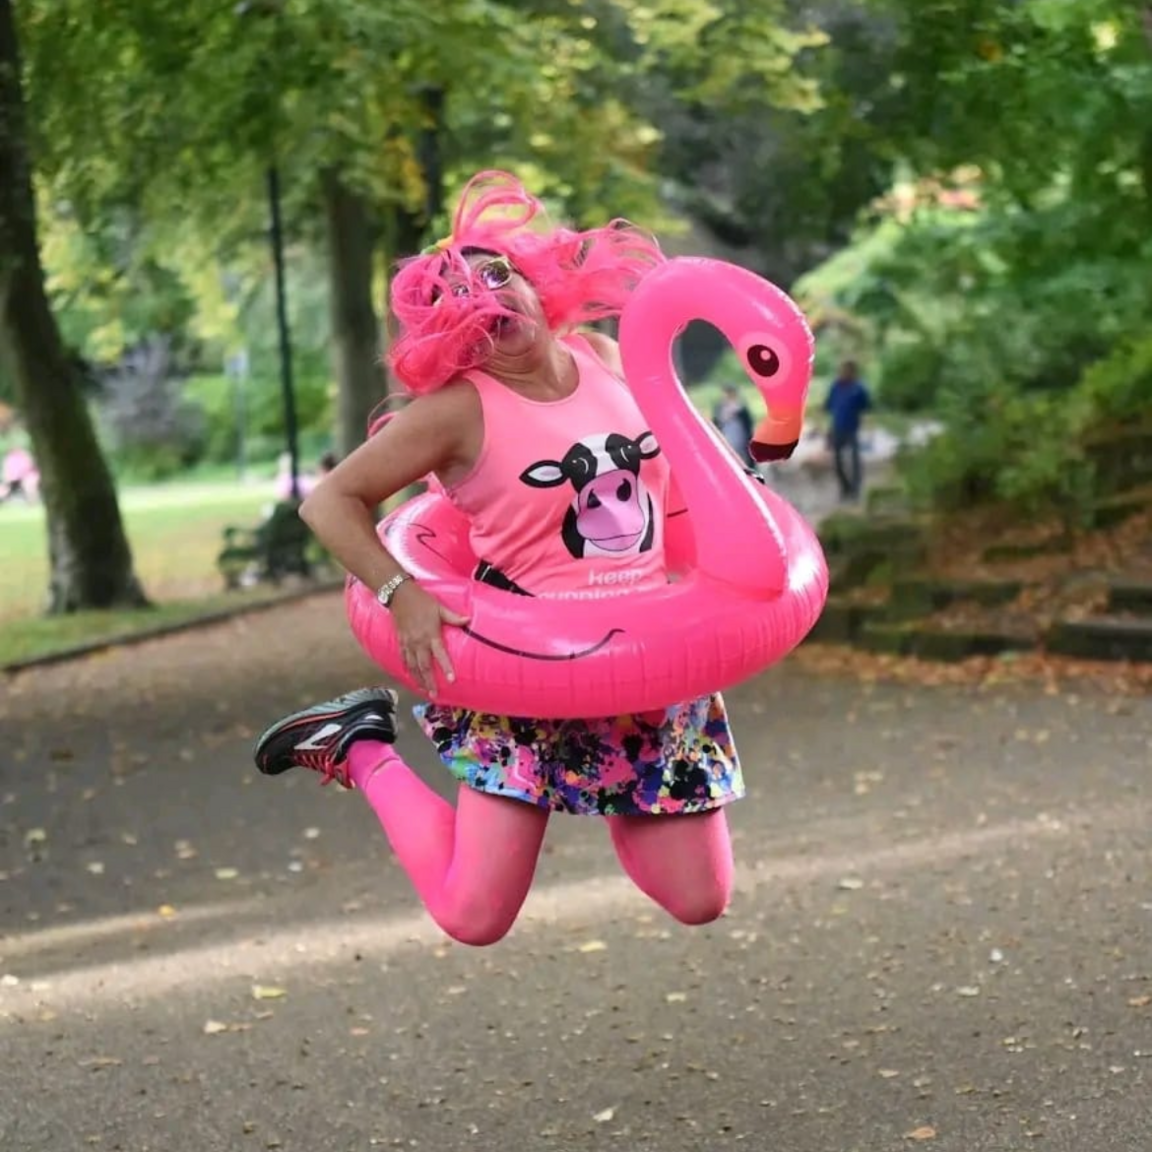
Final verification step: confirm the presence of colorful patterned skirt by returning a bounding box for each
[413,693,744,817]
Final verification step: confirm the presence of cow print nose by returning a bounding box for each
[616,479,632,501]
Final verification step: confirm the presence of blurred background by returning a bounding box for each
[1,0,1150,665]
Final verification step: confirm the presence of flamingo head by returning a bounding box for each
[732,277,814,464]
[675,260,814,463]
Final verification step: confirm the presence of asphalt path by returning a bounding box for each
[1,595,1149,1151]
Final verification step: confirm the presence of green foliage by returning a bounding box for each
[896,383,1090,525]
[641,5,907,284]
[891,330,1152,525]
[38,200,199,361]
[35,194,338,472]
[793,0,1152,525]
[869,0,1152,213]
[1076,333,1152,430]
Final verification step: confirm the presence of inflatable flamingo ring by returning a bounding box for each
[346,257,829,717]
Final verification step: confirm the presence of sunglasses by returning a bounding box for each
[434,256,516,305]
[474,256,515,291]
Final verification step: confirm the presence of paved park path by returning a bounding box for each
[1,594,1149,1152]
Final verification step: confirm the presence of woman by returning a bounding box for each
[252,171,744,946]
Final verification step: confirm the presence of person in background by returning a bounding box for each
[274,451,339,502]
[0,446,39,504]
[824,359,872,501]
[712,382,755,467]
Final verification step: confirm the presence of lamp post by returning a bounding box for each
[236,0,301,503]
[267,164,300,502]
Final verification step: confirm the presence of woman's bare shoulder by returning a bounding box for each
[400,379,482,428]
[576,329,624,376]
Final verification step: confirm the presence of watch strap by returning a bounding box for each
[376,572,413,608]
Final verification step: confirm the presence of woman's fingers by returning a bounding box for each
[396,596,467,696]
[411,642,437,696]
[430,635,455,684]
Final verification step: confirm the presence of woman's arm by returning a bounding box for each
[299,382,477,593]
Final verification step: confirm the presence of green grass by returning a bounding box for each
[0,481,297,666]
[0,589,299,667]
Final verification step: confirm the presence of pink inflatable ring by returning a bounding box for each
[346,257,829,717]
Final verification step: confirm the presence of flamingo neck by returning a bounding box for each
[620,289,786,594]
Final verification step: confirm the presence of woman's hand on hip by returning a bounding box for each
[389,582,469,697]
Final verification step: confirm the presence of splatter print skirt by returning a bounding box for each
[413,693,744,816]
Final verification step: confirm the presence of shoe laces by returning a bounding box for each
[293,747,350,788]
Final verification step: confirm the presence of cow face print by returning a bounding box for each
[520,431,661,559]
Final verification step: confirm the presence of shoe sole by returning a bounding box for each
[254,689,399,765]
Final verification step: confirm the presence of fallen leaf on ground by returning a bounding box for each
[906,1126,937,1141]
[251,985,287,1001]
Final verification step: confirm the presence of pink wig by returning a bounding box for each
[387,170,664,395]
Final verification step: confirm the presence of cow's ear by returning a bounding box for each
[520,461,566,487]
[635,431,661,458]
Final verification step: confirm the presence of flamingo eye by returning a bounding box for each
[746,344,781,378]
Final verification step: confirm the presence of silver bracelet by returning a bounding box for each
[375,572,414,609]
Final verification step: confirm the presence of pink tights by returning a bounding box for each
[347,741,734,947]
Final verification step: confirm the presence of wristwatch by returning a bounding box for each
[376,572,414,609]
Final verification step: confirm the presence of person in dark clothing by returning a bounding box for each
[824,360,872,500]
[712,383,755,466]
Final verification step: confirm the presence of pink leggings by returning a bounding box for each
[348,742,734,947]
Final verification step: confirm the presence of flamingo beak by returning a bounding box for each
[749,408,802,463]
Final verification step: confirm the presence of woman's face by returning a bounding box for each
[460,252,546,357]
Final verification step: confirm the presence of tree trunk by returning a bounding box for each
[322,170,384,459]
[1142,7,1152,215]
[0,0,147,612]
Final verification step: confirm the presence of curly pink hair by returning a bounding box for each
[387,170,664,395]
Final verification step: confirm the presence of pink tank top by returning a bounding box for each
[446,335,670,599]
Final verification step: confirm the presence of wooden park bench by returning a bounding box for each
[217,500,330,590]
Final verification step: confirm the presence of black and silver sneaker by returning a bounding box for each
[253,688,398,788]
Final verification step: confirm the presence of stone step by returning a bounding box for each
[1086,487,1152,530]
[819,513,928,556]
[1046,615,1152,662]
[858,621,1035,663]
[1083,426,1152,495]
[981,537,1072,563]
[885,577,1023,620]
[864,485,913,516]
[822,515,929,591]
[1108,580,1152,615]
[803,599,880,645]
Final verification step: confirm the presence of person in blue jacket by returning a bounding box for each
[824,360,872,500]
